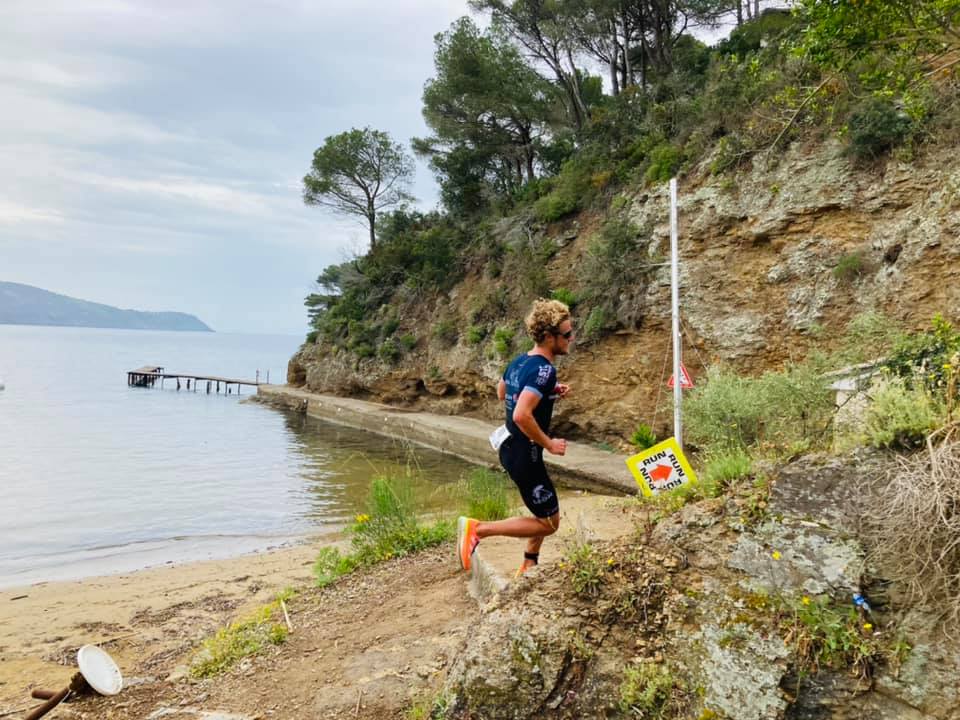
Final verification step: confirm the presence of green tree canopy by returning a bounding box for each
[796,0,959,68]
[415,17,558,214]
[302,127,414,250]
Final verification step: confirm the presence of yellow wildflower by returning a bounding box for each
[801,596,811,606]
[355,513,370,524]
[607,558,615,565]
[771,551,782,560]
[863,622,873,631]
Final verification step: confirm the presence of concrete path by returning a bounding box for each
[255,385,637,495]
[470,490,637,585]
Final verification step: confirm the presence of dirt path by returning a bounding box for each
[1,491,631,720]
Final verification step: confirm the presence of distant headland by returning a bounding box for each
[0,281,213,332]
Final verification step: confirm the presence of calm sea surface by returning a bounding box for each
[0,325,474,589]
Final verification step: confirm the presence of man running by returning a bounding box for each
[457,298,574,575]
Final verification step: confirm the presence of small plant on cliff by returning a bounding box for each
[562,542,607,597]
[550,287,578,307]
[466,324,487,345]
[618,662,680,718]
[833,251,868,283]
[775,594,887,678]
[629,423,658,450]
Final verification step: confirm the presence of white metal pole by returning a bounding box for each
[670,178,682,449]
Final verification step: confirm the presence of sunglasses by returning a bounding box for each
[556,328,574,339]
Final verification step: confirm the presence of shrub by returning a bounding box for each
[684,362,834,455]
[353,343,375,359]
[885,314,960,399]
[533,158,593,222]
[190,590,294,677]
[837,311,903,364]
[461,469,512,521]
[702,447,753,495]
[847,96,912,160]
[313,476,454,589]
[378,338,401,364]
[863,377,942,449]
[493,326,515,358]
[400,333,417,351]
[382,317,400,336]
[833,251,868,283]
[305,330,319,344]
[562,542,606,597]
[644,143,683,184]
[630,423,658,450]
[865,426,960,621]
[550,287,578,307]
[466,325,487,345]
[709,134,747,175]
[433,318,459,347]
[581,306,614,342]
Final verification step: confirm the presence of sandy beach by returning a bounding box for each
[0,536,334,713]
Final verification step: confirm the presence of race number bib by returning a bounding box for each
[489,424,511,451]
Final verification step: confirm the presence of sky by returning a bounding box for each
[0,0,474,335]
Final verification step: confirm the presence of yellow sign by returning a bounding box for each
[625,437,698,497]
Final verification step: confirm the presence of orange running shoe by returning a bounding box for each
[456,516,480,571]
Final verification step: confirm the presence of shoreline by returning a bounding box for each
[0,534,337,709]
[0,531,324,592]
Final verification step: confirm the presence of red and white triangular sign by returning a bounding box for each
[667,363,694,389]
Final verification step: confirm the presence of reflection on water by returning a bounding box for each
[282,412,475,525]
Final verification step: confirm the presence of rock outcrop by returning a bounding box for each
[440,451,959,719]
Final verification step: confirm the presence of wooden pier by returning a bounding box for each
[127,365,260,395]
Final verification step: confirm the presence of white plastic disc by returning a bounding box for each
[77,644,123,696]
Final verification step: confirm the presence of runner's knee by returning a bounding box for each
[538,513,560,535]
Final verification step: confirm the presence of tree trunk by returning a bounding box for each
[737,0,743,26]
[754,0,760,21]
[367,203,376,251]
[610,48,620,96]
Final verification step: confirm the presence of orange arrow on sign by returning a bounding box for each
[649,464,673,482]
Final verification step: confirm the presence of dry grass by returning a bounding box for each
[865,422,960,622]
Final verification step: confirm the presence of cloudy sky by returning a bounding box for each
[0,0,473,334]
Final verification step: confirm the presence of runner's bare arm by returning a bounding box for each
[513,390,566,455]
[497,378,506,402]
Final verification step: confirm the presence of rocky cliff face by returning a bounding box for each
[440,451,960,720]
[289,139,960,444]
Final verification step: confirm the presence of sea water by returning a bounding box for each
[0,325,473,588]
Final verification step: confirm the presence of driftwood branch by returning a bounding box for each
[769,75,834,151]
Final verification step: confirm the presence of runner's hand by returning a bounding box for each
[555,383,570,398]
[547,438,567,455]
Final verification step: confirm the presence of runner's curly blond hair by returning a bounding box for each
[525,299,571,343]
